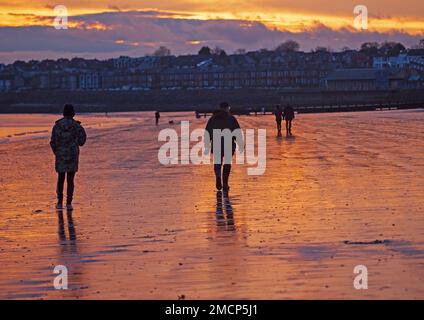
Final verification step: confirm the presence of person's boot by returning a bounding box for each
[56,194,63,211]
[66,196,73,211]
[216,177,222,191]
[222,176,230,191]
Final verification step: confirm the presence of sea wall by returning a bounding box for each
[0,88,423,113]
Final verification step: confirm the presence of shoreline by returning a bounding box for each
[0,103,423,116]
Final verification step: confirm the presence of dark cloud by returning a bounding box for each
[0,10,422,62]
[107,5,122,12]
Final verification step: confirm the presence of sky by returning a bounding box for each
[0,1,423,63]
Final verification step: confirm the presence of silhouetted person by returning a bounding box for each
[155,111,160,125]
[205,102,243,192]
[274,105,283,136]
[50,104,87,211]
[283,105,295,136]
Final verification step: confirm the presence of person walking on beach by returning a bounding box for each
[274,105,283,136]
[283,105,295,136]
[50,104,87,211]
[155,111,161,125]
[205,102,244,192]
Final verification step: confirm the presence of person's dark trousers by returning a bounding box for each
[214,164,222,190]
[286,120,292,135]
[213,142,235,191]
[214,164,231,190]
[57,172,76,204]
[276,120,282,135]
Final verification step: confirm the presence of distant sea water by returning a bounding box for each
[0,111,195,144]
[0,113,138,144]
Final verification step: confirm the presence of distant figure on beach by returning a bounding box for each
[283,105,295,136]
[155,111,161,125]
[274,105,283,136]
[205,102,244,192]
[50,104,87,211]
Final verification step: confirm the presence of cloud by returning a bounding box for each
[0,10,422,63]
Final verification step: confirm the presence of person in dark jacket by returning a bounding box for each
[283,105,295,136]
[274,105,283,136]
[205,102,244,192]
[50,104,87,211]
[155,111,160,125]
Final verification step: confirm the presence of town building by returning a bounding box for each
[324,68,392,90]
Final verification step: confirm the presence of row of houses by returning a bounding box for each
[373,50,424,71]
[0,66,331,92]
[0,50,360,92]
[326,51,424,90]
[2,67,422,92]
[1,50,424,92]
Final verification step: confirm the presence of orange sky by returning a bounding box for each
[0,0,423,34]
[0,1,423,63]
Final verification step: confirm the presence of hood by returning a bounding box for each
[56,117,80,129]
[56,117,81,124]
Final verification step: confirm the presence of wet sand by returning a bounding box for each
[0,110,424,299]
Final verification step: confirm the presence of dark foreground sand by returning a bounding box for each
[0,110,424,299]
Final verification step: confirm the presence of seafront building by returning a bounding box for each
[0,49,423,92]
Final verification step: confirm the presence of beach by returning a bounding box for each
[0,109,424,299]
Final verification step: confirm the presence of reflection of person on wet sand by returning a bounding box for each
[57,210,77,243]
[283,105,295,137]
[56,210,83,296]
[215,191,235,231]
[50,104,87,211]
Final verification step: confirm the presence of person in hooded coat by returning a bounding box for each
[50,104,87,210]
[205,102,244,192]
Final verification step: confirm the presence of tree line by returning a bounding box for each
[151,39,424,57]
